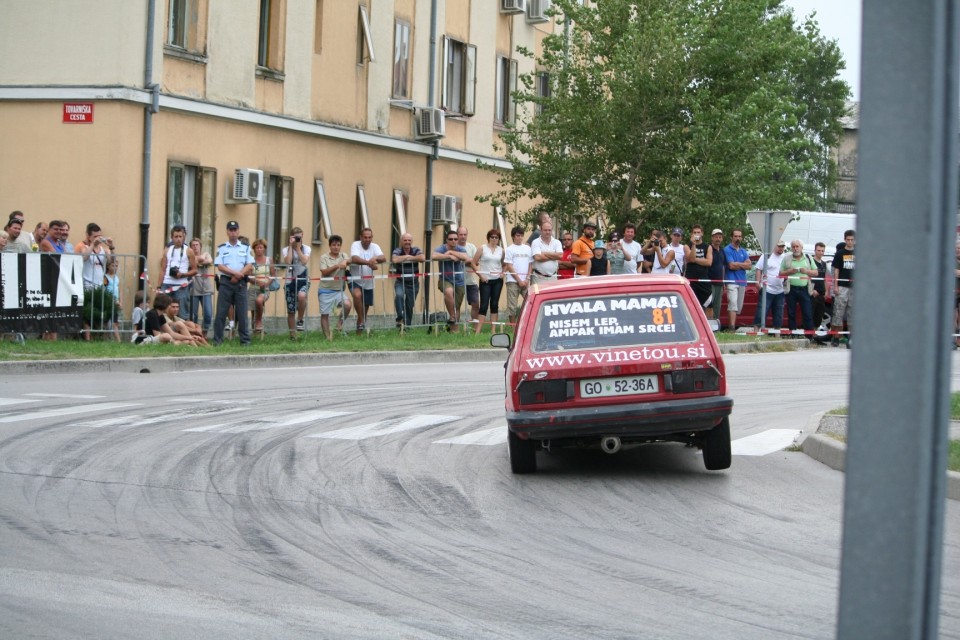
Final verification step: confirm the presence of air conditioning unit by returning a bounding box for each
[233,168,264,202]
[501,0,525,15]
[431,195,458,225]
[415,107,445,140]
[526,0,550,23]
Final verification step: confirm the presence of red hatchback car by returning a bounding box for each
[492,274,733,474]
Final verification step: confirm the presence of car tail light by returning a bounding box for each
[518,380,574,405]
[664,368,720,394]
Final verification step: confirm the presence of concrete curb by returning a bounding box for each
[0,337,800,376]
[801,415,960,501]
[0,348,509,375]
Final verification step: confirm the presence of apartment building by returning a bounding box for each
[0,0,553,317]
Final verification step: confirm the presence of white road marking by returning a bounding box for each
[24,393,105,399]
[168,398,255,405]
[72,416,146,429]
[184,409,353,434]
[0,398,41,407]
[433,426,801,455]
[731,429,801,456]
[0,402,141,423]
[434,426,507,446]
[308,414,460,441]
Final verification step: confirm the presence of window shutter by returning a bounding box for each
[507,58,518,124]
[463,44,477,116]
[440,37,450,110]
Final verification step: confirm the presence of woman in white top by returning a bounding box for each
[471,228,505,334]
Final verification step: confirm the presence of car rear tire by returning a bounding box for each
[508,429,537,474]
[702,417,731,471]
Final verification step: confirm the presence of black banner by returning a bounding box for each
[0,253,84,333]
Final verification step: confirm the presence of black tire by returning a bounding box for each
[508,429,537,474]
[702,417,732,471]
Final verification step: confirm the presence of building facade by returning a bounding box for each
[0,0,554,320]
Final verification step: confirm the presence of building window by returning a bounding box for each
[392,189,408,249]
[165,0,207,54]
[535,71,551,116]
[358,5,376,64]
[313,179,332,244]
[495,56,518,125]
[166,162,216,247]
[356,185,370,242]
[258,0,285,70]
[392,20,411,98]
[494,206,507,241]
[442,37,476,116]
[314,0,323,54]
[168,0,187,48]
[258,175,293,260]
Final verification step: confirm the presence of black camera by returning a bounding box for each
[168,266,180,278]
[293,235,302,243]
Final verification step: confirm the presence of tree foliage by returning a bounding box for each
[481,0,851,236]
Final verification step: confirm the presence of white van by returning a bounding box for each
[778,211,855,261]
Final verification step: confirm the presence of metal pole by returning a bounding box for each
[140,0,158,297]
[836,0,958,637]
[758,212,772,333]
[422,0,439,324]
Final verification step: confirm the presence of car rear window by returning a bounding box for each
[531,291,699,353]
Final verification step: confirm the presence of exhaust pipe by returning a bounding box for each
[600,436,622,454]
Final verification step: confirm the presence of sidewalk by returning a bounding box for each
[800,412,960,501]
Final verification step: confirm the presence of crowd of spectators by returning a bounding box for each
[3,210,871,347]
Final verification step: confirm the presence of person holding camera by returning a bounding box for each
[282,226,311,339]
[74,222,114,290]
[160,224,197,320]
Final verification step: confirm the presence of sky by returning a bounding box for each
[783,0,862,101]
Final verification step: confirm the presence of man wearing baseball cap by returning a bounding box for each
[570,220,597,277]
[213,220,253,345]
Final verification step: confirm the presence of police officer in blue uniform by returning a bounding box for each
[213,220,253,345]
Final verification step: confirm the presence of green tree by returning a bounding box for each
[481,0,851,236]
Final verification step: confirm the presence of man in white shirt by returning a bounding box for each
[349,227,386,333]
[503,225,533,323]
[530,220,563,285]
[752,240,787,332]
[457,226,480,325]
[620,223,641,274]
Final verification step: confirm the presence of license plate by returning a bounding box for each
[580,375,659,398]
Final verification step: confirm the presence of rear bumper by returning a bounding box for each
[506,396,733,440]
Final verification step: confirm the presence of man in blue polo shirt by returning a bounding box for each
[722,228,752,331]
[213,220,253,346]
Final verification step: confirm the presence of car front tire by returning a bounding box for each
[702,417,732,471]
[508,429,537,474]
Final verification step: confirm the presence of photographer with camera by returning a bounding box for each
[281,226,311,339]
[159,224,198,320]
[74,222,114,290]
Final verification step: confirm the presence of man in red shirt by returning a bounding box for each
[558,231,575,279]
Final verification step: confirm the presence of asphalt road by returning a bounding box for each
[1,350,959,639]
